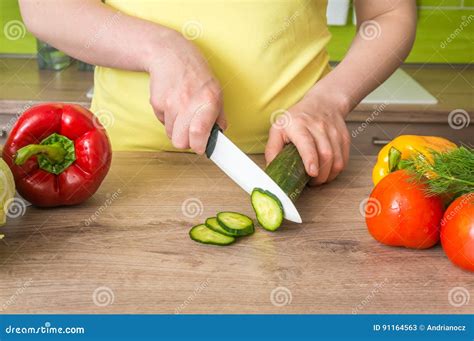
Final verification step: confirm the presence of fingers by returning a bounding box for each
[171,111,191,149]
[309,125,350,185]
[326,128,344,183]
[150,94,165,124]
[172,104,226,151]
[189,100,221,154]
[309,126,333,184]
[154,110,165,124]
[341,126,351,168]
[326,125,350,183]
[164,111,178,139]
[287,127,319,177]
[163,85,223,152]
[265,128,285,166]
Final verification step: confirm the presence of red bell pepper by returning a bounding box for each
[2,103,112,207]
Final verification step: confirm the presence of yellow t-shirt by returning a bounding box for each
[91,0,331,152]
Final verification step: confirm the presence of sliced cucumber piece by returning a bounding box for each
[189,224,235,246]
[217,212,254,236]
[251,188,284,231]
[205,217,234,237]
[250,144,309,231]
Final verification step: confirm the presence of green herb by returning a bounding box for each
[404,146,474,198]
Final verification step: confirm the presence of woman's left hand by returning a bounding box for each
[265,92,351,185]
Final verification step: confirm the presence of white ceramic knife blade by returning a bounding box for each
[206,129,302,223]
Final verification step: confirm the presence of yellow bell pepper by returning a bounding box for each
[372,135,457,185]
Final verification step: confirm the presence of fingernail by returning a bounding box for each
[309,163,318,177]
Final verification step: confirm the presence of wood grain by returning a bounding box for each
[0,152,472,314]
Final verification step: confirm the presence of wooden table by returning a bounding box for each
[0,152,472,314]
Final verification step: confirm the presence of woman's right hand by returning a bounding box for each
[19,0,223,154]
[147,30,226,154]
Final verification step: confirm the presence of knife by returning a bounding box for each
[205,124,302,223]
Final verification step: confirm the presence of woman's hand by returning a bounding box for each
[148,31,226,154]
[265,91,351,185]
[19,0,226,155]
[265,0,416,185]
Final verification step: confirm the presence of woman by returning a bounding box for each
[19,0,416,185]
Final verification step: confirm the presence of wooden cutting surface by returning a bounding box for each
[0,152,472,314]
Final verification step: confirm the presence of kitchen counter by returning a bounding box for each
[0,152,472,314]
[0,58,92,114]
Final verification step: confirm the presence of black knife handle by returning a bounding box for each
[205,123,222,158]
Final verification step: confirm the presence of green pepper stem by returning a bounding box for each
[388,147,402,172]
[15,142,67,166]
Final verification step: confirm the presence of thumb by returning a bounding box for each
[265,128,285,166]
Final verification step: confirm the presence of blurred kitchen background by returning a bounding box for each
[0,0,472,153]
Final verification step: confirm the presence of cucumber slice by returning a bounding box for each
[217,212,254,236]
[251,188,284,231]
[189,224,235,246]
[250,144,310,231]
[205,217,234,237]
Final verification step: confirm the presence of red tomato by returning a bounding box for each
[441,193,474,272]
[365,170,444,249]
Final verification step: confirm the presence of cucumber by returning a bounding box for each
[251,144,310,231]
[216,212,254,236]
[265,143,311,202]
[251,189,284,231]
[205,217,234,237]
[189,224,235,246]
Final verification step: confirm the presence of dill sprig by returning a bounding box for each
[404,146,474,198]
